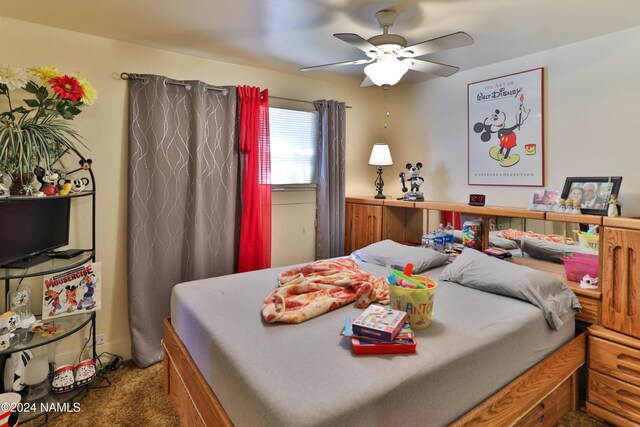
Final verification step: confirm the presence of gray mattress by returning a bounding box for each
[171,260,575,427]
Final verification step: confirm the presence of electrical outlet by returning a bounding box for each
[88,334,105,346]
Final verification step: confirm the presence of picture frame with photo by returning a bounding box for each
[561,177,622,215]
[528,188,561,211]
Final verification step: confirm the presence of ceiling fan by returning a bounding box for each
[300,9,474,87]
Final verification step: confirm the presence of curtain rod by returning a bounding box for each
[268,95,352,109]
[120,73,351,108]
[120,73,228,94]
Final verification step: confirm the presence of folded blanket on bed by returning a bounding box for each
[262,258,389,324]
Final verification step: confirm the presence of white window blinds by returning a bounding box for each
[269,107,319,185]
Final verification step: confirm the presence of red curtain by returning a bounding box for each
[237,86,271,272]
[441,211,462,230]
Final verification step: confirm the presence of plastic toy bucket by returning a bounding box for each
[577,232,599,251]
[388,277,438,329]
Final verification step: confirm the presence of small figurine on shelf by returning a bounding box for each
[557,198,566,213]
[70,177,89,193]
[33,166,59,196]
[399,163,425,201]
[565,198,574,214]
[607,194,620,217]
[580,275,598,290]
[572,201,581,215]
[58,182,73,196]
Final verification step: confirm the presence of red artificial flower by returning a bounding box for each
[49,75,84,101]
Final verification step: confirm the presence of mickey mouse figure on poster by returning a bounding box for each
[399,163,425,201]
[473,94,531,168]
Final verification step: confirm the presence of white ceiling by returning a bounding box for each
[3,0,640,85]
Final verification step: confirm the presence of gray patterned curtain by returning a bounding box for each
[314,99,346,259]
[127,74,239,367]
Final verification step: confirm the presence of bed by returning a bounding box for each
[164,250,585,426]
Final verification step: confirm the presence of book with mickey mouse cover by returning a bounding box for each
[42,262,101,320]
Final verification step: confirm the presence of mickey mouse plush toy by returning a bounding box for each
[399,163,425,201]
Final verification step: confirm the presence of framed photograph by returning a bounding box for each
[561,177,622,215]
[468,68,544,186]
[528,188,561,211]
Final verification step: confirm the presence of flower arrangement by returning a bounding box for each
[0,64,97,194]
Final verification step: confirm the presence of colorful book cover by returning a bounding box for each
[42,262,101,320]
[342,316,414,344]
[351,305,407,342]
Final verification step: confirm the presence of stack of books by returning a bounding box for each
[342,305,417,355]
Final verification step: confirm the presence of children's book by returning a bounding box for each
[42,262,101,320]
[351,305,407,342]
[342,316,414,344]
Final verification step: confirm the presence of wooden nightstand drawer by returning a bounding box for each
[576,295,600,324]
[590,336,640,386]
[588,370,640,424]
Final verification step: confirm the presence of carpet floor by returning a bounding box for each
[22,360,611,426]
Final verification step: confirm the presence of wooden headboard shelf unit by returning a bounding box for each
[345,196,640,426]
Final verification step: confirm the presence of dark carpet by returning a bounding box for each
[22,361,609,426]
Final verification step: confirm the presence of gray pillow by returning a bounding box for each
[439,248,580,330]
[520,238,598,263]
[453,230,519,250]
[352,240,449,273]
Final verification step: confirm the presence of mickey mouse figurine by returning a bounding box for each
[33,166,59,196]
[399,163,425,201]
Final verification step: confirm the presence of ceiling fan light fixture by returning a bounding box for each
[364,54,410,86]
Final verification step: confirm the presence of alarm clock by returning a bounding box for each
[469,194,486,207]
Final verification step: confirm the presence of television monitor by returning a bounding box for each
[0,197,71,268]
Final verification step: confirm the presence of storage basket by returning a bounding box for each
[389,277,437,329]
[577,232,599,251]
[561,253,598,282]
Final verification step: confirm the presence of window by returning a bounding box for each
[269,107,319,186]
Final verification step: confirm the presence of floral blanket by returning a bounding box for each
[496,228,575,245]
[261,258,389,324]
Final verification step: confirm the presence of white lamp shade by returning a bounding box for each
[364,53,410,86]
[368,144,393,166]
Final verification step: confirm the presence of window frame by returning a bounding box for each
[268,106,319,190]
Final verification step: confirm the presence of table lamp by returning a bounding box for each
[368,143,393,199]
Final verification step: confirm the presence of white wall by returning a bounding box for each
[395,26,640,216]
[1,16,381,361]
[271,190,316,267]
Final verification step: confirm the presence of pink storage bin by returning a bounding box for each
[561,253,598,282]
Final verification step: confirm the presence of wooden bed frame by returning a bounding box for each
[163,317,586,427]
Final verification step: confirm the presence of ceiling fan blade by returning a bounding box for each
[360,75,374,88]
[299,58,374,72]
[397,32,474,58]
[406,59,460,77]
[334,33,381,56]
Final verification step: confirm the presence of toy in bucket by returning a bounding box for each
[388,269,437,329]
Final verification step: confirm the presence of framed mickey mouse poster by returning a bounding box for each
[468,68,544,186]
